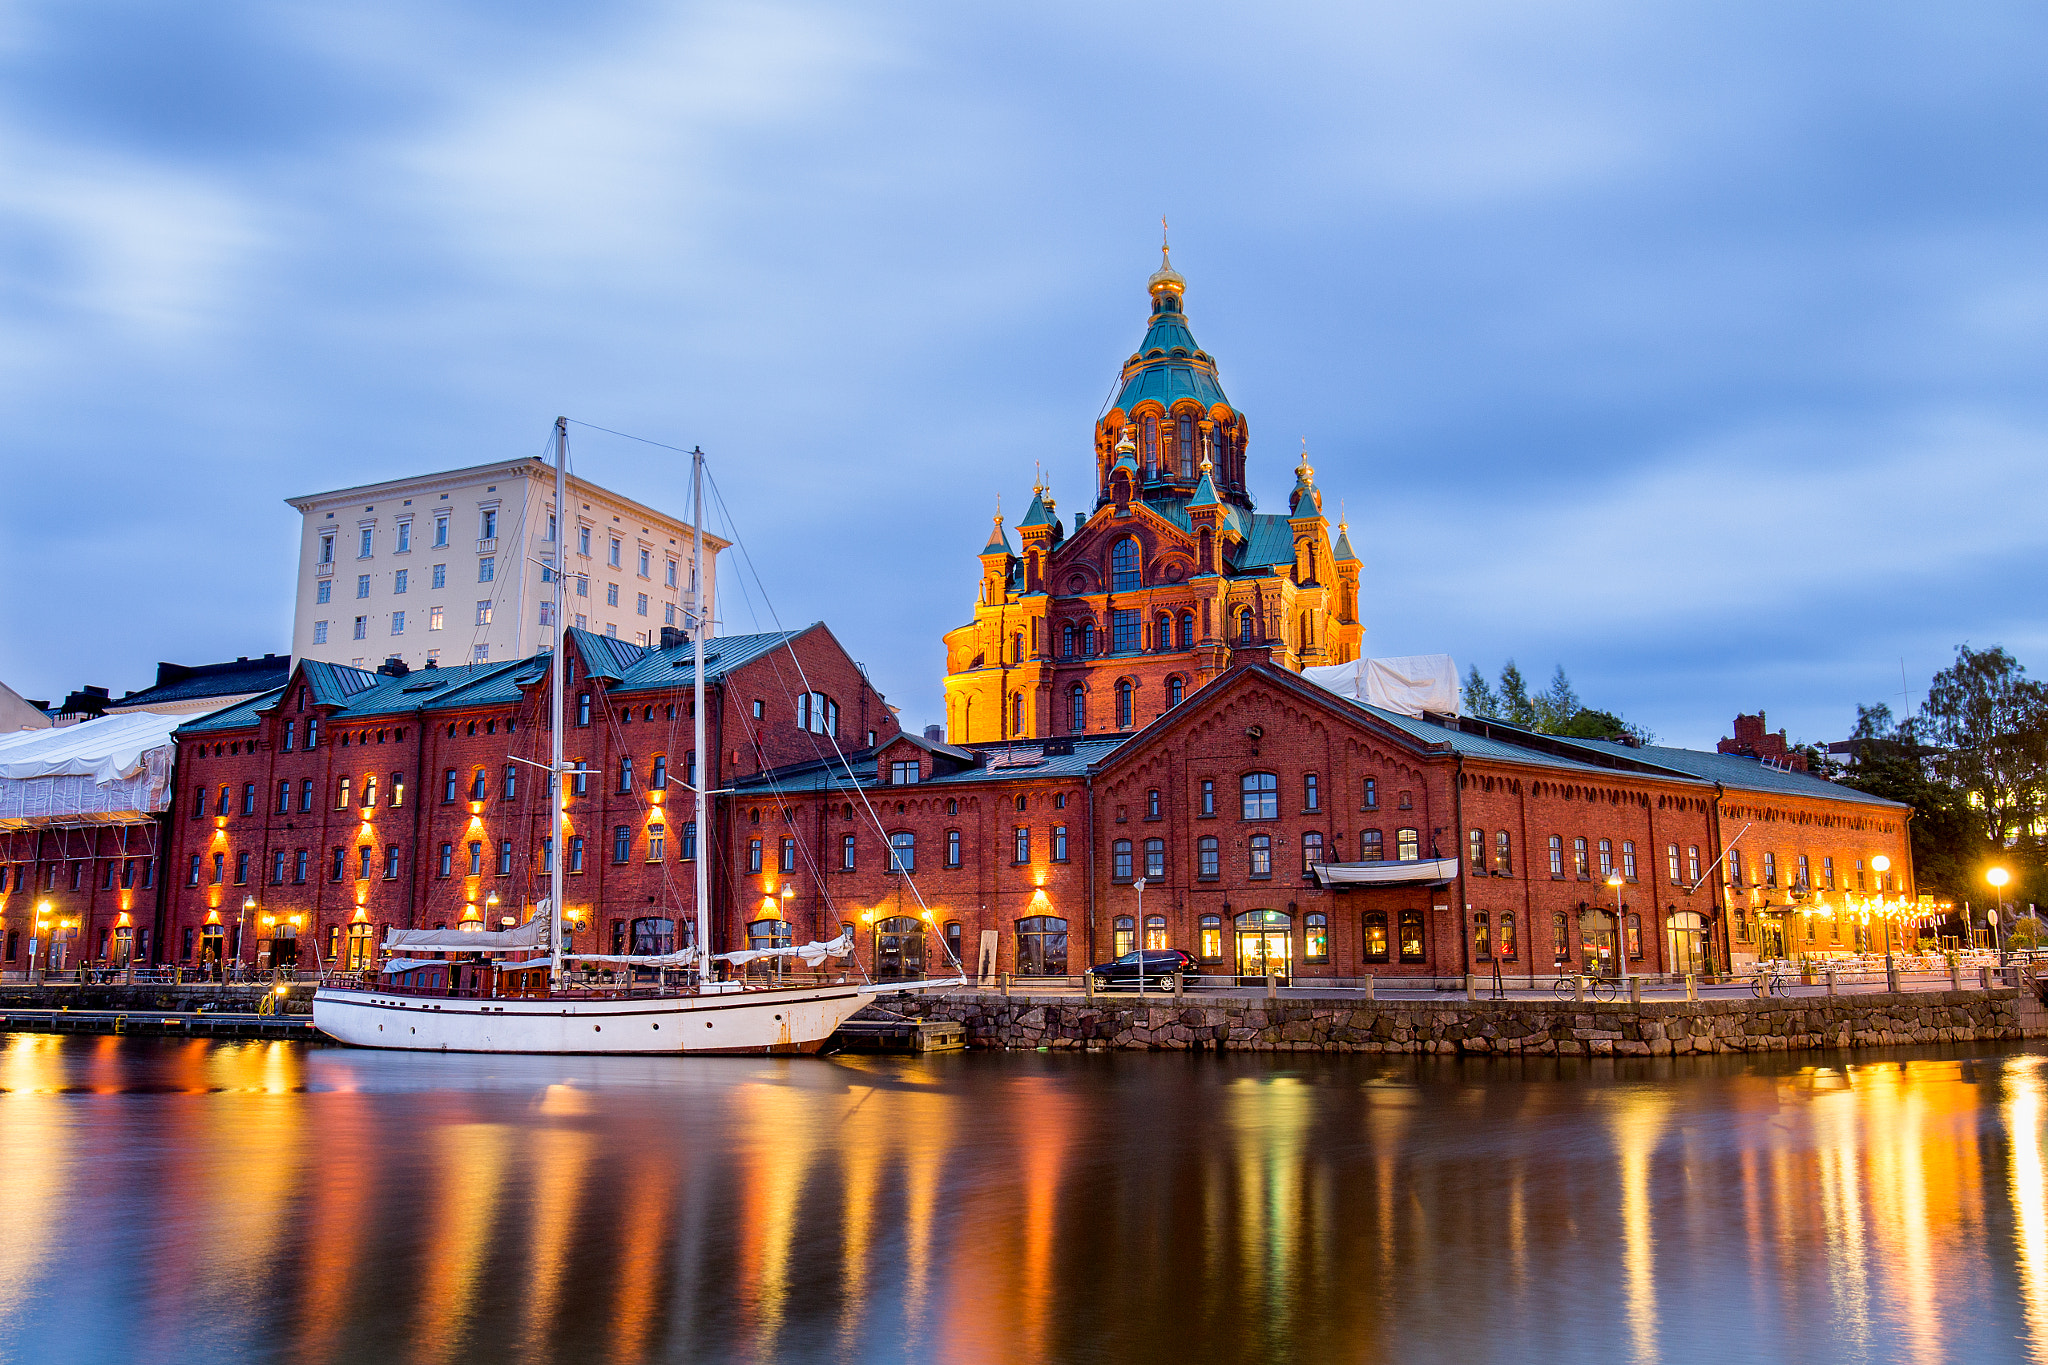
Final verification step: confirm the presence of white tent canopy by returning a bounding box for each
[1300,655,1459,719]
[0,712,178,828]
[385,900,551,953]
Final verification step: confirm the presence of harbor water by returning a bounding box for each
[0,1035,2044,1363]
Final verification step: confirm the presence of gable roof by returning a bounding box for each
[1537,735,1910,809]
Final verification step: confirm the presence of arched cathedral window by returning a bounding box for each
[1111,538,1140,592]
[1239,608,1255,645]
[1177,415,1195,477]
[1069,685,1086,733]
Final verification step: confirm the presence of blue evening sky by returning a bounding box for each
[3,2,2044,747]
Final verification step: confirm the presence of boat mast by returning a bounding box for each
[691,447,710,983]
[551,417,569,985]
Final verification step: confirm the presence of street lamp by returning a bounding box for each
[239,896,257,977]
[1988,867,2010,953]
[1133,878,1146,998]
[32,899,51,982]
[1606,874,1626,984]
[1871,856,1893,962]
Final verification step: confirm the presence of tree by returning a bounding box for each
[1462,665,1500,719]
[1497,661,1537,728]
[1533,666,1581,733]
[1916,644,2048,848]
[1838,702,1988,899]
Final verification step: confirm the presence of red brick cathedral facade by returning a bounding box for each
[943,250,1364,744]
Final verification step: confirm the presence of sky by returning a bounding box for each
[3,1,2046,749]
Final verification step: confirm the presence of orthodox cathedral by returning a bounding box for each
[942,249,1365,743]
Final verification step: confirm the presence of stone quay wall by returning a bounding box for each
[864,987,2048,1056]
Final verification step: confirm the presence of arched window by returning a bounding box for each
[1142,416,1158,475]
[1304,912,1329,963]
[875,916,923,980]
[1472,911,1491,961]
[1116,680,1134,729]
[1360,829,1384,860]
[1238,608,1255,645]
[1144,915,1167,950]
[1069,684,1086,732]
[1112,839,1133,880]
[1081,621,1096,656]
[888,832,916,873]
[1198,914,1223,960]
[1156,613,1173,651]
[1498,911,1517,961]
[1111,538,1140,592]
[1398,909,1425,963]
[1167,676,1185,707]
[1241,772,1278,820]
[1179,612,1195,650]
[1553,911,1571,965]
[1011,692,1024,734]
[1016,916,1068,975]
[1302,831,1324,872]
[1624,912,1643,961]
[1396,827,1420,861]
[1062,623,1074,658]
[1177,414,1195,476]
[1362,912,1390,963]
[1249,834,1272,877]
[1114,915,1136,957]
[631,917,677,956]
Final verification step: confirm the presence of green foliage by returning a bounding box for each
[1466,660,1652,742]
[1916,644,2048,848]
[1839,692,2000,900]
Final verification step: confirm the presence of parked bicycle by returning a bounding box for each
[1751,967,1790,998]
[1553,973,1619,1002]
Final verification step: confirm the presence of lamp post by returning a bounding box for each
[1606,874,1626,985]
[1133,878,1146,998]
[1871,856,1893,963]
[32,899,51,983]
[239,896,257,980]
[780,884,796,983]
[1988,867,2010,954]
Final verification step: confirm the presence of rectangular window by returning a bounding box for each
[779,836,796,873]
[468,841,483,876]
[1468,828,1486,873]
[391,610,405,634]
[605,582,619,608]
[234,852,248,885]
[293,850,307,883]
[945,830,961,868]
[1689,846,1702,883]
[1495,830,1511,873]
[271,850,287,884]
[1796,854,1811,889]
[438,844,452,877]
[357,574,370,599]
[648,824,665,860]
[1668,844,1682,883]
[1597,838,1613,877]
[1111,609,1139,653]
[393,568,408,594]
[475,601,492,626]
[1573,837,1589,879]
[277,780,291,814]
[358,528,373,559]
[666,560,678,587]
[1360,829,1384,861]
[1052,825,1068,862]
[1144,838,1166,879]
[1014,826,1030,864]
[609,537,622,567]
[842,833,856,870]
[891,760,920,784]
[301,778,314,810]
[1396,828,1419,861]
[480,508,497,540]
[1729,849,1745,886]
[385,846,400,879]
[638,549,650,577]
[1197,836,1219,879]
[747,839,763,874]
[1303,773,1319,812]
[313,620,329,644]
[1473,911,1491,962]
[396,520,411,552]
[1199,779,1215,817]
[478,556,495,583]
[1764,852,1778,886]
[498,840,513,876]
[569,837,584,873]
[1362,778,1378,810]
[578,526,590,556]
[331,847,346,882]
[316,581,331,605]
[432,563,446,589]
[353,616,367,640]
[319,533,335,564]
[637,593,648,617]
[434,514,449,547]
[681,822,697,861]
[1622,841,1637,882]
[1823,856,1835,889]
[1112,840,1133,880]
[1249,834,1272,878]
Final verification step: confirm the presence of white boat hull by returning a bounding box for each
[312,981,875,1055]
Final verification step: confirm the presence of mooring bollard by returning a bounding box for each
[1464,972,1478,1001]
[1825,968,1837,996]
[1003,972,1012,999]
[1628,977,1643,1005]
[1083,970,1093,1001]
[1266,972,1277,1000]
[1362,974,1375,1002]
[1573,975,1586,1003]
[1684,973,1698,1003]
[1980,965,1994,991]
[1949,962,1963,991]
[1171,971,1182,1001]
[1886,960,1900,992]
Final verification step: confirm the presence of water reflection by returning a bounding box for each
[0,1036,2044,1364]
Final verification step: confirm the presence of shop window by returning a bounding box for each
[1016,916,1068,975]
[1362,912,1390,964]
[1198,914,1223,961]
[1304,912,1328,963]
[1398,909,1425,963]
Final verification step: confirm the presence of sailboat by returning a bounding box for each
[313,424,945,1053]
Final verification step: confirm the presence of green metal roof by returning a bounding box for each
[1110,294,1234,416]
[300,659,380,708]
[1549,737,1910,809]
[177,687,287,735]
[1016,490,1057,529]
[1332,524,1358,562]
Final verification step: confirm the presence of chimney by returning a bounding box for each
[923,724,944,743]
[423,657,439,669]
[377,656,409,678]
[659,625,685,650]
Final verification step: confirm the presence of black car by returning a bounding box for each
[1087,948,1198,989]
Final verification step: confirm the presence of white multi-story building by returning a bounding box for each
[289,460,727,671]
